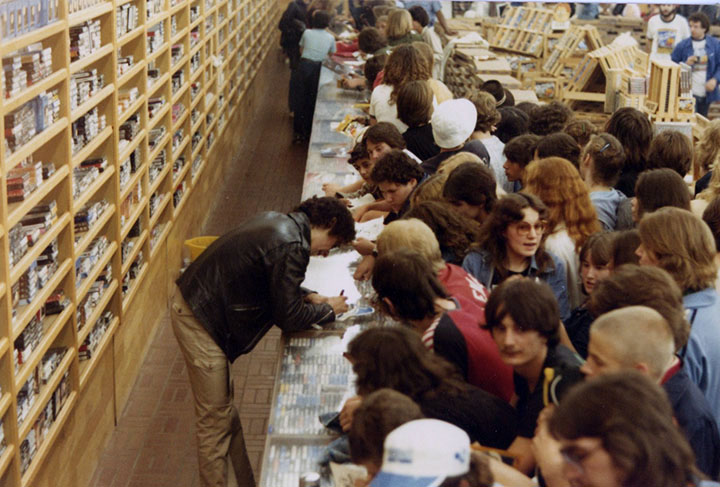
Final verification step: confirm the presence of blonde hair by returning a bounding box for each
[590,306,675,381]
[411,173,447,207]
[638,207,718,292]
[385,9,414,41]
[377,219,444,272]
[437,151,483,175]
[523,157,600,249]
[412,41,434,70]
[698,161,720,202]
[695,119,720,175]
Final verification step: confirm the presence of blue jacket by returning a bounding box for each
[462,249,570,320]
[672,35,720,103]
[682,288,720,428]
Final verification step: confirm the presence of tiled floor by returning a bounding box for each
[88,51,309,487]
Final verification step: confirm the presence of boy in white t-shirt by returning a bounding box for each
[647,4,690,62]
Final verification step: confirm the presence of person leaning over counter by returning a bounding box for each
[171,196,356,487]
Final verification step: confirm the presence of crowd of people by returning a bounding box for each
[170,2,720,487]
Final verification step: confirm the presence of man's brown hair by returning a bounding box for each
[647,130,693,177]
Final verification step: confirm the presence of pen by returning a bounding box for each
[340,289,345,296]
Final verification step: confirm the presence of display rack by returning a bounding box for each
[489,6,553,58]
[0,0,280,483]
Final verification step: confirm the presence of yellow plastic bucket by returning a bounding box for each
[184,236,219,261]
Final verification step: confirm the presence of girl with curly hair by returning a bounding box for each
[523,157,601,309]
[462,193,571,319]
[370,44,432,132]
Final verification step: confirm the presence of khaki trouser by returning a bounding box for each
[170,290,256,487]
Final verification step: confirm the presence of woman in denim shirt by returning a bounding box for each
[462,193,570,320]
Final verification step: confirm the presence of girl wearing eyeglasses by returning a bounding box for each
[462,193,571,320]
[523,157,601,311]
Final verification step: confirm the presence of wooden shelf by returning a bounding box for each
[3,70,68,115]
[148,161,171,196]
[149,220,172,259]
[12,259,72,341]
[5,119,68,174]
[148,133,171,165]
[18,348,75,441]
[122,261,149,313]
[77,279,118,345]
[9,213,71,285]
[172,185,191,218]
[14,305,74,394]
[148,103,171,129]
[118,129,147,166]
[79,316,119,388]
[118,97,146,126]
[118,61,146,88]
[74,203,115,257]
[7,166,70,230]
[70,44,114,75]
[68,2,113,26]
[72,165,115,213]
[0,444,15,481]
[172,82,190,104]
[149,193,171,228]
[0,22,65,55]
[21,391,77,487]
[0,392,11,421]
[172,137,191,167]
[71,126,114,167]
[71,84,114,122]
[76,242,117,305]
[118,25,145,47]
[121,230,148,276]
[119,165,146,206]
[120,196,147,241]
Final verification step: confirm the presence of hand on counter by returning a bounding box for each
[327,295,349,315]
[323,182,342,196]
[340,395,363,432]
[352,238,375,256]
[353,255,375,281]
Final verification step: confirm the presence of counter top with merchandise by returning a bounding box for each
[258,65,382,487]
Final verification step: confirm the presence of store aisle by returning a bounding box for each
[89,51,310,487]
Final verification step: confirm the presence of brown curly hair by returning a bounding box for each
[523,157,600,250]
[528,101,573,136]
[405,201,482,264]
[695,119,720,174]
[563,118,599,147]
[383,44,431,103]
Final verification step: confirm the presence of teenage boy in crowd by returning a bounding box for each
[353,149,426,224]
[171,197,355,487]
[648,4,690,62]
[483,278,583,475]
[672,12,720,116]
[582,306,720,479]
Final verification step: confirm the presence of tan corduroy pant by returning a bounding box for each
[170,290,256,487]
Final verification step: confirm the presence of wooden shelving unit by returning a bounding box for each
[0,0,280,482]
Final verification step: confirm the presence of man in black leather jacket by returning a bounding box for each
[171,196,355,487]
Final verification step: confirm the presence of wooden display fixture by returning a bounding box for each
[645,58,694,123]
[0,0,281,483]
[490,6,554,58]
[542,25,603,77]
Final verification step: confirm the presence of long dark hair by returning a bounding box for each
[347,327,467,401]
[405,201,481,264]
[475,193,553,278]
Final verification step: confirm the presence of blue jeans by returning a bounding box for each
[695,95,710,117]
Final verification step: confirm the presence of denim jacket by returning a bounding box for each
[672,35,720,103]
[462,249,570,320]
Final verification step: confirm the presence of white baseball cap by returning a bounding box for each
[369,419,471,487]
[431,99,477,149]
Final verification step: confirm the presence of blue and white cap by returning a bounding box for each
[369,419,471,487]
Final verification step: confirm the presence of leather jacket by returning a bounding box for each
[176,211,334,361]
